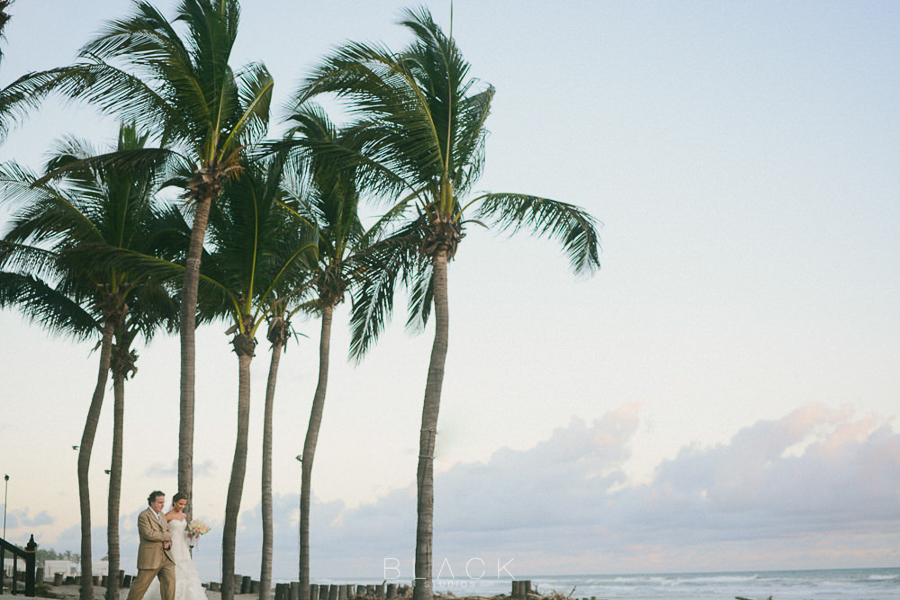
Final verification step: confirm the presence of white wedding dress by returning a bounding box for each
[144,518,208,600]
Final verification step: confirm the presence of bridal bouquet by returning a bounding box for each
[187,519,211,549]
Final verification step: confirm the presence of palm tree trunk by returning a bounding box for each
[107,366,125,600]
[299,304,334,600]
[179,194,214,511]
[413,250,449,600]
[260,337,284,600]
[78,321,114,600]
[222,339,254,600]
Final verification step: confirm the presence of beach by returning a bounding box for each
[3,568,899,600]
[0,585,260,600]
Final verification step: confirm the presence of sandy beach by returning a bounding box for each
[0,585,260,600]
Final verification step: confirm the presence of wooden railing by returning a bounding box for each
[0,534,37,596]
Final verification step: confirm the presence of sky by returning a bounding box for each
[1,0,899,584]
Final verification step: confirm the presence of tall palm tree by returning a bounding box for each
[0,0,275,508]
[84,0,274,512]
[0,123,177,600]
[198,154,316,600]
[277,104,395,600]
[259,296,292,600]
[293,9,601,599]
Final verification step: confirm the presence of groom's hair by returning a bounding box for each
[147,491,164,505]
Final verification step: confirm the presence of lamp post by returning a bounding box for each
[3,474,8,539]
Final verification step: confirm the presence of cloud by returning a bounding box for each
[6,508,54,528]
[144,459,216,478]
[615,405,900,542]
[239,402,897,576]
[28,403,900,580]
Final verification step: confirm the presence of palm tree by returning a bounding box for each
[292,9,601,599]
[259,297,292,600]
[277,104,393,600]
[0,123,177,600]
[198,154,316,600]
[0,0,275,508]
[257,286,309,600]
[84,0,274,513]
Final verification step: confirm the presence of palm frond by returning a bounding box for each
[0,67,76,141]
[228,62,274,151]
[0,162,106,248]
[33,147,187,187]
[474,193,602,274]
[0,271,99,340]
[0,240,65,283]
[348,221,425,360]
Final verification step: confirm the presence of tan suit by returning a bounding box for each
[126,508,175,600]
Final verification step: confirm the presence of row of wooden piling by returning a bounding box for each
[272,582,405,600]
[36,570,536,600]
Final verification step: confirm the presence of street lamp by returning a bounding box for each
[3,474,8,539]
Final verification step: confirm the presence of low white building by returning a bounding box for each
[42,560,79,580]
[40,560,109,581]
[4,558,109,582]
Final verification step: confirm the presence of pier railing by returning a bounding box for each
[0,534,37,596]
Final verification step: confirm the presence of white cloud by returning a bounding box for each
[6,508,54,528]
[25,403,900,580]
[143,460,217,478]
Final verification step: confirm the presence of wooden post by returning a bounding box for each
[251,580,260,594]
[386,584,397,600]
[519,580,530,600]
[309,583,319,600]
[54,572,64,586]
[25,535,37,597]
[328,584,338,600]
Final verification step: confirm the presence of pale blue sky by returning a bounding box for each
[1,0,898,579]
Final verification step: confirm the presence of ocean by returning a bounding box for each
[313,568,900,600]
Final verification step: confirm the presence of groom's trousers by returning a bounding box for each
[126,559,175,600]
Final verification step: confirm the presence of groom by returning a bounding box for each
[126,491,176,600]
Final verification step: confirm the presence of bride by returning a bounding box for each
[145,493,208,600]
